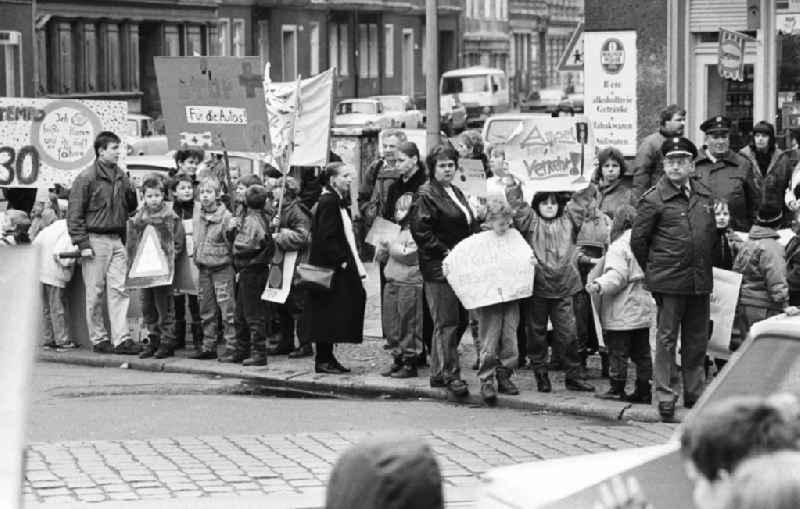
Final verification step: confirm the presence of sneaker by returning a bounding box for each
[658,401,676,422]
[429,376,446,388]
[43,341,59,350]
[218,351,247,363]
[57,342,79,350]
[92,341,113,354]
[447,379,469,398]
[189,349,218,360]
[113,339,141,355]
[565,378,595,392]
[242,354,267,366]
[481,382,498,405]
[390,364,418,379]
[381,360,402,377]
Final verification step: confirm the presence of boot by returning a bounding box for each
[191,323,203,350]
[596,379,627,401]
[535,372,552,393]
[154,343,175,359]
[565,378,595,392]
[481,381,498,406]
[243,352,267,366]
[381,357,402,377]
[627,380,652,404]
[496,368,519,395]
[390,362,418,379]
[218,350,247,363]
[174,321,186,350]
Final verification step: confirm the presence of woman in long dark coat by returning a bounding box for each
[306,162,367,374]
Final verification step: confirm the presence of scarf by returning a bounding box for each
[326,187,367,280]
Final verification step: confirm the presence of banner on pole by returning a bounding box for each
[154,57,271,153]
[718,28,749,82]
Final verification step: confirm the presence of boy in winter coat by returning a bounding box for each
[378,193,424,379]
[189,176,237,360]
[132,176,186,359]
[507,183,596,394]
[732,203,800,346]
[33,218,78,350]
[172,173,202,349]
[586,204,654,404]
[223,184,275,366]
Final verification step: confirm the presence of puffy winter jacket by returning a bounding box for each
[128,202,185,260]
[694,149,759,232]
[231,209,274,271]
[733,225,789,311]
[740,145,782,202]
[631,176,716,295]
[193,204,234,269]
[595,179,634,219]
[411,180,477,282]
[593,230,654,331]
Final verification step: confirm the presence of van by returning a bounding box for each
[440,67,510,128]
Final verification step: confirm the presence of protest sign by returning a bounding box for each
[0,98,127,188]
[154,57,271,153]
[365,217,401,247]
[504,115,595,194]
[173,219,199,295]
[455,159,488,198]
[262,250,298,304]
[125,222,174,289]
[443,229,534,310]
[584,31,638,156]
[586,261,605,348]
[708,267,743,359]
[264,68,334,169]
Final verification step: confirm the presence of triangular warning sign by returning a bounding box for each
[558,23,584,72]
[129,225,169,279]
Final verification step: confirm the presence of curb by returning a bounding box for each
[38,351,675,424]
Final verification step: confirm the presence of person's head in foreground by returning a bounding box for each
[680,394,800,509]
[326,435,443,509]
[723,451,800,509]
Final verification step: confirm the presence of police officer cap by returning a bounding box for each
[700,115,732,134]
[661,137,698,159]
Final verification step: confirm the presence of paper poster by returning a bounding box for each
[173,219,199,295]
[264,68,334,169]
[584,31,638,156]
[443,229,534,310]
[586,261,605,349]
[708,267,743,359]
[365,217,401,247]
[125,221,175,289]
[154,57,271,153]
[456,159,488,198]
[0,98,127,188]
[261,250,298,304]
[504,115,595,194]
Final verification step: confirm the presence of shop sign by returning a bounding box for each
[584,31,637,157]
[718,28,748,81]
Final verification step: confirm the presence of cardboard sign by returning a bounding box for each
[443,229,534,310]
[365,217,401,247]
[455,159,488,198]
[504,116,595,194]
[586,261,605,349]
[125,221,175,289]
[264,68,334,169]
[173,219,199,295]
[154,57,271,153]
[708,267,743,359]
[0,98,127,188]
[261,250,298,304]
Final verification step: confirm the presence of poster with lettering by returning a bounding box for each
[154,57,271,153]
[584,30,638,157]
[0,98,127,188]
[503,115,595,194]
[443,229,534,310]
[708,268,742,359]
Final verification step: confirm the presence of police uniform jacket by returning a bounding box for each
[693,149,759,231]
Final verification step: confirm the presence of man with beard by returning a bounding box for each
[739,121,782,201]
[694,116,759,232]
[632,104,686,199]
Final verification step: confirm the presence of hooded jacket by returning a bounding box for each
[733,225,790,310]
[33,219,77,288]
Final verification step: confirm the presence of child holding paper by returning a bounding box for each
[378,193,423,379]
[172,172,202,349]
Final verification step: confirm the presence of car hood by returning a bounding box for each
[334,113,380,125]
[477,442,680,508]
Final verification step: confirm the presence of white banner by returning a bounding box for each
[443,229,534,310]
[264,68,334,169]
[709,267,743,359]
[584,31,638,157]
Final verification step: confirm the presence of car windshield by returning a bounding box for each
[441,75,489,95]
[376,97,405,111]
[339,102,377,115]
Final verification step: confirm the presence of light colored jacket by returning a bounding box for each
[593,230,654,331]
[378,227,423,285]
[733,225,789,310]
[33,220,77,288]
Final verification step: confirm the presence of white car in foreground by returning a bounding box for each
[334,99,396,129]
[126,113,168,156]
[369,95,424,128]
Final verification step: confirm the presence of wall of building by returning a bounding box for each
[0,0,34,97]
[585,0,667,140]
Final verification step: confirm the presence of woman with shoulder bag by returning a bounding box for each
[303,162,367,374]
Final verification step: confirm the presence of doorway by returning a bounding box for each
[402,28,414,97]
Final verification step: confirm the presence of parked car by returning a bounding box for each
[563,93,584,114]
[520,87,568,114]
[126,113,168,156]
[334,99,396,129]
[476,313,800,508]
[416,96,467,136]
[440,67,510,128]
[369,95,423,128]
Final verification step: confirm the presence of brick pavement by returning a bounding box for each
[23,424,676,506]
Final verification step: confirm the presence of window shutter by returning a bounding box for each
[690,0,748,32]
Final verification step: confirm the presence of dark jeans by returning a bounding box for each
[141,285,176,348]
[232,267,269,355]
[524,295,582,379]
[425,280,469,383]
[653,293,710,405]
[174,293,200,324]
[604,328,652,383]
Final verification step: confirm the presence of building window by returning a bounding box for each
[384,24,394,78]
[99,23,121,92]
[232,18,245,57]
[258,20,269,73]
[217,19,230,56]
[358,23,378,78]
[310,22,320,75]
[187,24,202,56]
[329,23,348,76]
[485,0,492,19]
[281,25,297,81]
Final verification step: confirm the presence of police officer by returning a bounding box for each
[631,137,717,422]
[694,116,759,231]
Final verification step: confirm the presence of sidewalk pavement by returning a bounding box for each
[39,263,687,424]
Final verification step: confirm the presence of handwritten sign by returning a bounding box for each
[0,98,127,188]
[125,222,175,289]
[456,159,487,198]
[708,267,743,359]
[262,250,298,304]
[365,217,401,247]
[155,57,271,153]
[584,31,638,156]
[443,229,534,310]
[504,116,595,194]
